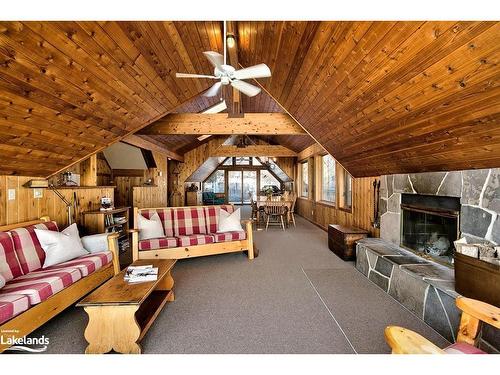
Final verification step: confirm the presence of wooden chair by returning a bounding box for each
[264,201,288,231]
[385,296,500,354]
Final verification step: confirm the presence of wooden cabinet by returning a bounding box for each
[328,224,369,261]
[81,207,130,254]
[186,191,202,206]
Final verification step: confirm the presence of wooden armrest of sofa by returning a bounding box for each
[455,296,500,345]
[384,326,445,354]
[105,232,121,275]
[456,297,500,329]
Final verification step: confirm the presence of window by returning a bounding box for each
[321,155,336,203]
[338,166,352,210]
[344,173,352,208]
[300,161,309,197]
[222,158,233,166]
[260,170,281,194]
[235,157,250,165]
[252,157,262,166]
[203,170,225,193]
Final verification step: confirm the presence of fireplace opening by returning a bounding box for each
[400,194,460,266]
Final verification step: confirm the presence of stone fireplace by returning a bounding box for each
[356,168,500,353]
[379,169,500,254]
[400,194,460,266]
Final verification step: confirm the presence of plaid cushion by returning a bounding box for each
[204,205,235,234]
[0,231,23,281]
[176,234,214,247]
[139,237,178,251]
[0,294,30,324]
[213,231,246,243]
[444,343,486,354]
[139,209,174,237]
[173,207,207,236]
[9,221,59,274]
[44,251,112,277]
[0,267,81,305]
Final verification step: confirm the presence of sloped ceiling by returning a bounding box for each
[0,21,222,176]
[1,21,499,178]
[237,21,500,177]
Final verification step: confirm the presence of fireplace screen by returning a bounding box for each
[400,194,460,266]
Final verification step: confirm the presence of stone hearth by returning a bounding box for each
[356,238,499,353]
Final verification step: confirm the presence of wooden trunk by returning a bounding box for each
[328,224,369,261]
[455,253,500,308]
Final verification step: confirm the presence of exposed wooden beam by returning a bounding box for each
[138,113,306,136]
[210,145,297,157]
[123,135,184,162]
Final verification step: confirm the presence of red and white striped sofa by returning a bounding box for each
[132,205,254,261]
[0,217,119,352]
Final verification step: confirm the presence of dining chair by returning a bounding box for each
[264,201,288,231]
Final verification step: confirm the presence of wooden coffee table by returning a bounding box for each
[77,259,176,354]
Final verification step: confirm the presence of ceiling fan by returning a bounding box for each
[175,22,271,98]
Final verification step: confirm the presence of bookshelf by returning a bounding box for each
[81,207,130,254]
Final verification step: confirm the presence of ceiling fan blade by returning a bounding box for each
[231,80,261,97]
[203,51,224,70]
[202,99,227,113]
[203,82,222,97]
[232,64,271,80]
[176,73,217,79]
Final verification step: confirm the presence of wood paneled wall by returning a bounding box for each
[0,175,113,228]
[173,137,229,206]
[113,152,168,209]
[295,144,379,236]
[275,157,296,180]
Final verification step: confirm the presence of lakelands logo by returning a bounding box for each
[1,330,49,353]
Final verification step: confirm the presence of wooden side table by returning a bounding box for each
[328,224,369,261]
[77,259,176,354]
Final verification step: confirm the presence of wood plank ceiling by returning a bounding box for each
[237,21,500,177]
[0,21,222,176]
[1,21,499,177]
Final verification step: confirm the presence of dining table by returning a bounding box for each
[255,197,294,226]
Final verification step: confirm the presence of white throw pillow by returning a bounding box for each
[0,274,5,289]
[81,233,109,253]
[35,223,89,268]
[138,212,165,240]
[217,208,243,233]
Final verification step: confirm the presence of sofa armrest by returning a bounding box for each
[105,233,120,275]
[129,229,140,262]
[384,326,445,354]
[241,220,254,260]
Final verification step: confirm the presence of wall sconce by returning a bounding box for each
[25,179,75,225]
[226,33,236,49]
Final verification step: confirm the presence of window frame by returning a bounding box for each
[316,154,336,206]
[299,160,309,198]
[337,165,353,212]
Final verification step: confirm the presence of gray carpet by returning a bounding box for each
[23,208,449,354]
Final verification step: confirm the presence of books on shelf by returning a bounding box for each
[124,265,158,283]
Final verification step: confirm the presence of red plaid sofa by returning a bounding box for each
[132,205,254,261]
[0,217,120,352]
